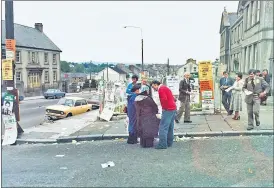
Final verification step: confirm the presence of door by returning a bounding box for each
[80,99,90,112]
[73,100,83,115]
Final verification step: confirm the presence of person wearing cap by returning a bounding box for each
[135,86,160,148]
[242,69,270,130]
[126,75,139,102]
[151,80,177,149]
[126,84,140,144]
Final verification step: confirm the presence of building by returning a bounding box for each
[177,58,198,78]
[1,21,62,97]
[96,66,127,82]
[219,1,273,74]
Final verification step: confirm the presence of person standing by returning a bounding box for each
[135,88,160,148]
[242,69,270,130]
[220,71,234,115]
[126,75,139,102]
[227,72,244,120]
[127,84,140,144]
[255,70,263,77]
[140,76,152,96]
[175,72,192,123]
[151,80,177,149]
[261,69,271,105]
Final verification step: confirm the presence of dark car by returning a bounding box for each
[88,94,101,109]
[44,89,66,99]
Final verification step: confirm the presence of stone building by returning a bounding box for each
[219,1,273,74]
[1,21,62,97]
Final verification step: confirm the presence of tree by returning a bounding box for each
[74,63,85,73]
[60,61,71,73]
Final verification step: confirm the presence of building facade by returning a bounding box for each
[96,66,127,82]
[1,21,62,97]
[220,1,273,74]
[177,58,198,78]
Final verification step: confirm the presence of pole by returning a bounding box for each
[141,38,144,71]
[167,58,170,76]
[89,60,92,92]
[4,1,24,139]
[107,62,109,82]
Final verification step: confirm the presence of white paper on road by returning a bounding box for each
[2,115,17,146]
[55,155,65,158]
[244,90,253,95]
[101,161,115,168]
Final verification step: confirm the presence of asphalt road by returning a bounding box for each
[19,93,94,129]
[2,136,273,187]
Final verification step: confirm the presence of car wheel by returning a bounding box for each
[45,96,48,99]
[67,113,72,117]
[87,109,91,112]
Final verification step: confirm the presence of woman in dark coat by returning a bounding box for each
[134,89,160,148]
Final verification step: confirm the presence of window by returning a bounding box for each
[184,67,187,72]
[53,54,57,64]
[16,72,21,81]
[44,53,48,64]
[28,72,41,88]
[81,100,87,105]
[193,67,197,72]
[53,70,57,82]
[1,48,6,59]
[246,5,249,29]
[28,51,31,63]
[32,52,36,63]
[16,51,21,63]
[44,70,49,82]
[256,1,260,22]
[254,43,258,69]
[251,1,255,26]
[36,52,39,64]
[231,31,234,44]
[75,100,82,107]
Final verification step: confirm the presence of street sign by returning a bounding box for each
[5,50,14,60]
[5,39,16,52]
[2,59,13,80]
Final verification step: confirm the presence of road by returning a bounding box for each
[2,136,273,187]
[19,93,94,129]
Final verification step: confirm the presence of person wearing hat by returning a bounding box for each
[242,69,270,130]
[126,74,139,102]
[126,84,141,144]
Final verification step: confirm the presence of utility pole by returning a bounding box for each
[167,58,170,76]
[3,1,24,140]
[106,62,109,83]
[89,60,92,92]
[141,39,144,71]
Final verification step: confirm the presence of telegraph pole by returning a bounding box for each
[141,38,144,71]
[89,60,92,92]
[106,62,109,82]
[3,1,24,141]
[167,58,170,76]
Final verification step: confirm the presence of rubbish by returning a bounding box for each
[101,161,115,168]
[203,137,210,139]
[248,168,253,173]
[60,167,68,170]
[72,140,77,144]
[174,136,190,142]
[55,155,65,158]
[75,142,81,145]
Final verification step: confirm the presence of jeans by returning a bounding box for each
[157,110,176,148]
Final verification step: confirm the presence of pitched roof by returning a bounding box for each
[109,66,127,74]
[1,20,62,52]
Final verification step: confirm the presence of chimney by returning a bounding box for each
[35,23,43,32]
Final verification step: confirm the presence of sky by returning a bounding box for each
[1,1,238,64]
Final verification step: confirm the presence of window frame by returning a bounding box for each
[53,70,57,82]
[53,54,57,65]
[44,52,49,64]
[44,70,49,83]
[15,72,21,81]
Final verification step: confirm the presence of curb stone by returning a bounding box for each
[14,130,274,145]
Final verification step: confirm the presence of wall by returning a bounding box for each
[97,68,125,82]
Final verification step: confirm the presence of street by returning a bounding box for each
[19,93,94,129]
[2,136,273,187]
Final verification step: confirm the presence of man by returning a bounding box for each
[127,84,140,144]
[175,72,192,123]
[219,71,234,115]
[151,80,176,149]
[242,69,270,130]
[126,75,139,102]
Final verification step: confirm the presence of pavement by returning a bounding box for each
[18,92,96,129]
[2,136,273,187]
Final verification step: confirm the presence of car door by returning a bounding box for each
[74,100,83,115]
[81,99,90,112]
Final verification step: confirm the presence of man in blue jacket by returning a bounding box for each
[220,71,234,115]
[126,75,139,102]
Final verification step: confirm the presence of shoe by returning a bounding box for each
[184,121,192,123]
[175,120,179,124]
[247,127,254,130]
[233,116,240,120]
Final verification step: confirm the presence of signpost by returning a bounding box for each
[198,61,214,114]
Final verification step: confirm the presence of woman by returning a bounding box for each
[135,88,160,148]
[228,72,244,120]
[127,85,141,144]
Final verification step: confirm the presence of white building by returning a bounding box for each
[177,58,198,78]
[220,1,273,74]
[96,66,127,82]
[1,21,62,97]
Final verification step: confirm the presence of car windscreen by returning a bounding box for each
[47,89,55,93]
[57,98,74,107]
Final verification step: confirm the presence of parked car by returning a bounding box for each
[88,94,101,109]
[45,97,93,120]
[44,89,66,99]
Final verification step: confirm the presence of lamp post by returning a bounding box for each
[123,26,144,71]
[89,60,92,92]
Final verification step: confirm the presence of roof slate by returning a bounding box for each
[109,66,127,74]
[1,20,62,52]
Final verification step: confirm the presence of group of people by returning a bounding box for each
[125,75,177,149]
[220,69,271,130]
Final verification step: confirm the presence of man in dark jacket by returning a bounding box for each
[220,71,234,115]
[261,69,271,105]
[175,72,192,123]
